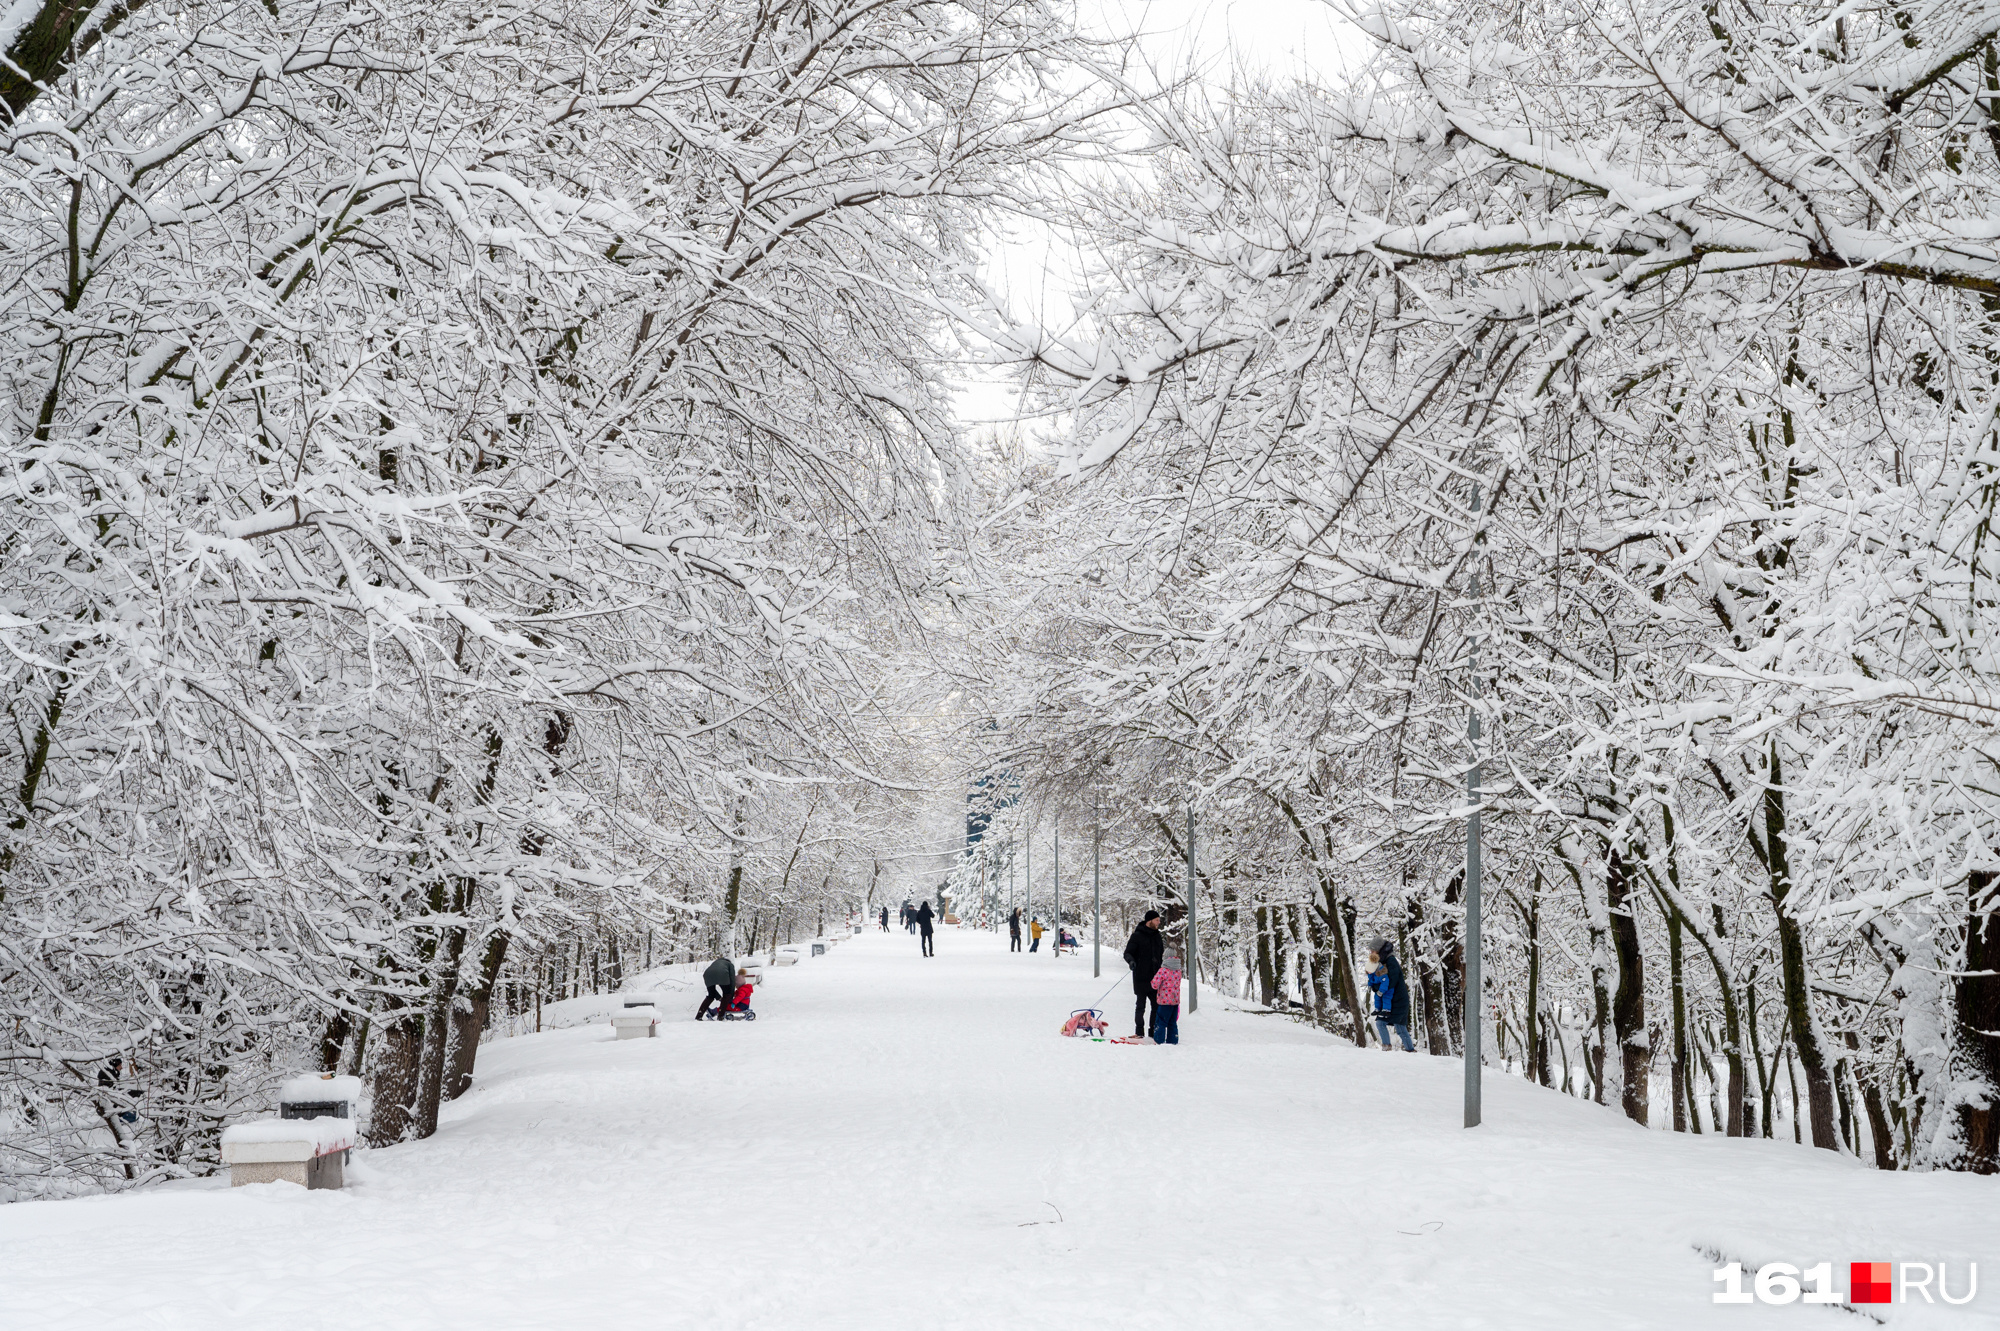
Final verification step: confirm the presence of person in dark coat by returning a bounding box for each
[1008,908,1022,952]
[697,955,737,1020]
[880,906,889,932]
[915,900,936,956]
[1365,936,1414,1051]
[1122,910,1165,1037]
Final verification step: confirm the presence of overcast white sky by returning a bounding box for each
[956,0,1367,424]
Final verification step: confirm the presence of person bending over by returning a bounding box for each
[697,955,737,1020]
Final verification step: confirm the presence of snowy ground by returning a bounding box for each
[3,928,1990,1329]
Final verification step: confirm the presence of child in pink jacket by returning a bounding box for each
[1150,951,1183,1044]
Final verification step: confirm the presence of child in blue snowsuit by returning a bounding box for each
[1366,937,1414,1051]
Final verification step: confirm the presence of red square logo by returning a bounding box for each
[1852,1262,1892,1304]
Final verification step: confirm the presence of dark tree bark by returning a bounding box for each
[316,1009,351,1075]
[721,793,748,949]
[1763,745,1839,1149]
[366,1013,422,1146]
[1953,871,2000,1173]
[1605,846,1648,1125]
[445,931,510,1101]
[1844,1030,1897,1170]
[0,0,143,123]
[1407,893,1449,1055]
[1442,870,1467,1055]
[1667,905,1689,1131]
[1515,882,1550,1086]
[1254,903,1277,1006]
[1573,861,1610,1106]
[409,914,469,1141]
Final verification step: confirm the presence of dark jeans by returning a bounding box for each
[697,984,727,1019]
[1133,978,1157,1037]
[1151,1004,1180,1044]
[921,929,934,956]
[1010,932,1021,951]
[1029,936,1040,951]
[1374,1018,1414,1051]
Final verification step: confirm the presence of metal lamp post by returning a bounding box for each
[1092,789,1102,979]
[1186,802,1199,1015]
[1464,481,1485,1130]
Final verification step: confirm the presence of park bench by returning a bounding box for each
[609,1005,658,1039]
[221,1116,354,1189]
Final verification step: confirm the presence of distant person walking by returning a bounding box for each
[1366,937,1414,1051]
[697,955,736,1020]
[880,906,889,932]
[1028,918,1044,952]
[1122,910,1165,1038]
[916,901,936,956]
[1009,908,1022,952]
[904,903,918,934]
[1150,950,1183,1044]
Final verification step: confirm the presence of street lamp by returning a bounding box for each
[1464,480,1485,1130]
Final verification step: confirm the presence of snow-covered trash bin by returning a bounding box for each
[278,1073,362,1123]
[221,1118,354,1190]
[621,995,661,1010]
[609,1012,657,1039]
[811,942,826,957]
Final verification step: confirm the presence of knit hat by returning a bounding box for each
[1367,936,1392,959]
[1142,910,1162,923]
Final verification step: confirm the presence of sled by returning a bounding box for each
[1058,1008,1110,1038]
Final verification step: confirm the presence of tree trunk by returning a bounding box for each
[366,1013,423,1146]
[1845,1030,1896,1170]
[1442,870,1467,1055]
[1407,893,1449,1055]
[1764,744,1839,1149]
[1574,860,1611,1107]
[446,931,510,1101]
[317,1009,351,1074]
[1749,980,1773,1138]
[1606,846,1649,1124]
[1668,904,1689,1131]
[1254,904,1277,1006]
[721,793,749,951]
[1952,871,2000,1172]
[1518,882,1549,1086]
[339,1004,371,1078]
[1,0,141,122]
[409,912,471,1142]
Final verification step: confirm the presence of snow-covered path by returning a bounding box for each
[4,927,1988,1329]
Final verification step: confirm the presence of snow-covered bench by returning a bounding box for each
[221,1117,354,1190]
[609,1011,658,1039]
